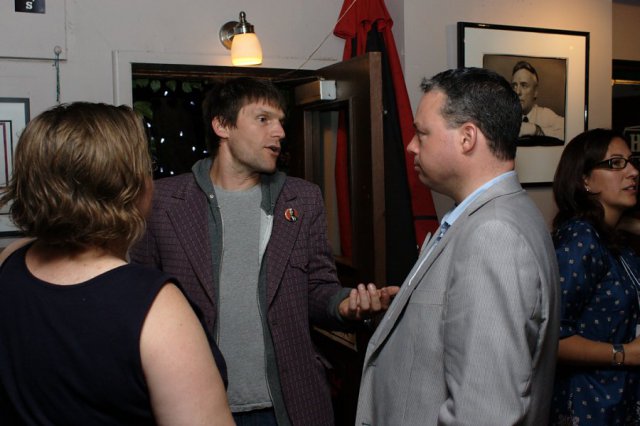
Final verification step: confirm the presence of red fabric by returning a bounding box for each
[335,111,352,258]
[333,0,438,245]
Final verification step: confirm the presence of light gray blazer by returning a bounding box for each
[356,174,560,425]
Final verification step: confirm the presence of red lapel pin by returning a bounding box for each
[284,207,298,222]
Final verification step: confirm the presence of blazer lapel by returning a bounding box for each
[266,185,301,307]
[366,174,524,357]
[368,230,448,353]
[167,184,216,304]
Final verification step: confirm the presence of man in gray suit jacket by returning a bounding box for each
[356,68,560,425]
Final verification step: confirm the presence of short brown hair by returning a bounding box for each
[421,67,521,161]
[0,102,152,249]
[202,77,286,157]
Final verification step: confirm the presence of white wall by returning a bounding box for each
[1,0,615,230]
[0,0,346,247]
[613,2,640,60]
[0,0,346,116]
[401,0,612,226]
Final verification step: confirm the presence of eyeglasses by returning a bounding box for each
[592,155,640,170]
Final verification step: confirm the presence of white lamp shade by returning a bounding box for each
[231,33,263,66]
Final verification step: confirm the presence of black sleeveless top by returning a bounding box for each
[0,244,172,425]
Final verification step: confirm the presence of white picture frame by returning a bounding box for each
[458,22,589,185]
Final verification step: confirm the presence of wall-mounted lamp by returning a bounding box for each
[219,11,263,66]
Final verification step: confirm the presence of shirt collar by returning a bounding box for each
[441,171,516,227]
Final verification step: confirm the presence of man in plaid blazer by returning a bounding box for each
[130,77,397,426]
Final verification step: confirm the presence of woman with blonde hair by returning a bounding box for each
[0,102,234,425]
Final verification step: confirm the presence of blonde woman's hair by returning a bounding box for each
[0,102,152,249]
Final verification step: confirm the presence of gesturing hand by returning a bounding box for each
[338,283,400,321]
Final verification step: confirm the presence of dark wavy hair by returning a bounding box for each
[202,77,286,157]
[0,102,152,250]
[421,67,521,161]
[552,128,629,243]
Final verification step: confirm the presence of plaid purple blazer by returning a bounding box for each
[130,172,347,426]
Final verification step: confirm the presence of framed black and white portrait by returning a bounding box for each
[458,22,589,185]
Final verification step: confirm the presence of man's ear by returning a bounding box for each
[212,117,229,139]
[459,123,478,154]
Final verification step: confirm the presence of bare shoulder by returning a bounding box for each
[140,282,234,425]
[141,282,203,343]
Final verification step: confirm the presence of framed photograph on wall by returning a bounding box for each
[458,22,589,185]
[0,97,30,236]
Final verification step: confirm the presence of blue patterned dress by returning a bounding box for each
[550,219,640,425]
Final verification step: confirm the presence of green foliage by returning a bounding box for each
[133,101,153,120]
[181,82,204,93]
[133,79,149,89]
[133,78,207,95]
[150,80,161,92]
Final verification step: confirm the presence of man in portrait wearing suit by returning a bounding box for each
[355,67,560,425]
[130,77,398,426]
[511,60,565,145]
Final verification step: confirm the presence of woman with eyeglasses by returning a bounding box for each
[550,128,640,425]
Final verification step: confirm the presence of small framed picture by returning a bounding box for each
[0,97,30,236]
